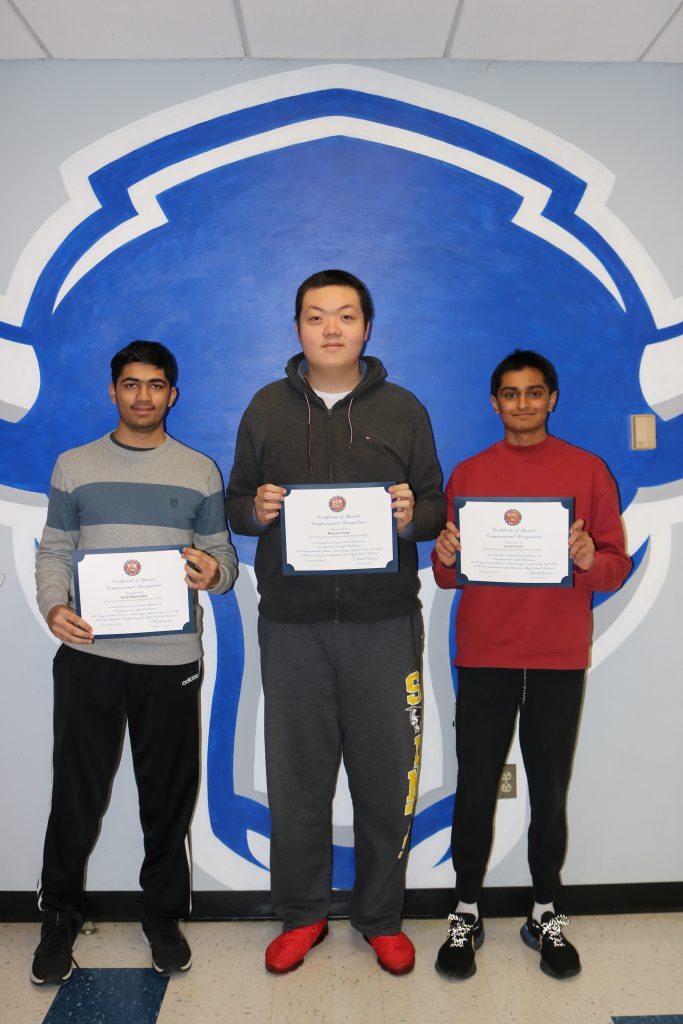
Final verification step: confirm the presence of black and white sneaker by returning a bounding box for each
[435,912,485,980]
[142,914,192,975]
[30,911,79,985]
[520,911,581,979]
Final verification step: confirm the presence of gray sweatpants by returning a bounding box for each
[258,613,423,936]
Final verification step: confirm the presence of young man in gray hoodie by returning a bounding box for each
[227,269,444,976]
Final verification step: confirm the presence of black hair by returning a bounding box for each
[110,341,178,388]
[294,269,374,326]
[490,349,558,397]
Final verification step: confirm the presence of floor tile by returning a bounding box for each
[1,912,681,1024]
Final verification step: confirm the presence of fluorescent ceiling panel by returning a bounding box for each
[449,0,682,61]
[12,0,245,58]
[241,0,457,58]
[0,0,45,57]
[644,5,683,60]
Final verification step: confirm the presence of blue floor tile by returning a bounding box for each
[612,1016,683,1023]
[43,968,168,1024]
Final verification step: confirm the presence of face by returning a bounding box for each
[109,361,177,435]
[296,285,369,383]
[491,367,557,445]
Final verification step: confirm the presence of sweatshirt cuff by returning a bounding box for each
[250,505,273,532]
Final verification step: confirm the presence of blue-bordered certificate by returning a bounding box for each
[281,483,398,575]
[72,546,195,638]
[454,497,574,587]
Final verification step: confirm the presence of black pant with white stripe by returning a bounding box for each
[39,645,201,923]
[451,666,585,905]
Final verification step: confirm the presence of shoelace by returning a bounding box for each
[446,914,476,948]
[539,914,570,948]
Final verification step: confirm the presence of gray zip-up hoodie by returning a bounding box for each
[226,354,444,623]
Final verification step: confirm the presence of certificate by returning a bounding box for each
[281,483,398,575]
[72,546,195,638]
[454,497,574,587]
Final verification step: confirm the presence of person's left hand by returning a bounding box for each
[569,519,595,571]
[182,547,220,590]
[388,483,415,530]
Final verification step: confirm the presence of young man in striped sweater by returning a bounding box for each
[31,341,237,985]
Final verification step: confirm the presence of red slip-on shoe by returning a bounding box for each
[365,931,415,975]
[265,919,328,974]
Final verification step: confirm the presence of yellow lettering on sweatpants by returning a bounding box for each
[398,829,411,859]
[404,733,422,815]
[405,671,422,706]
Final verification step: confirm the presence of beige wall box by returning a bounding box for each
[630,414,656,450]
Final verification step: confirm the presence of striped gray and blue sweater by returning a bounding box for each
[36,433,238,665]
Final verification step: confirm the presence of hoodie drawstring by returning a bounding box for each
[304,394,355,473]
[304,392,313,474]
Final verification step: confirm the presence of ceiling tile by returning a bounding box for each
[449,0,682,61]
[241,0,457,58]
[12,0,245,59]
[643,6,683,61]
[0,0,46,57]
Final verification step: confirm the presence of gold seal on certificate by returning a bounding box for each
[454,497,574,587]
[73,546,195,637]
[280,483,399,575]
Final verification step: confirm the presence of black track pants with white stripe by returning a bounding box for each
[39,644,200,922]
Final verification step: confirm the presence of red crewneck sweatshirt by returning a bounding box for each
[432,435,631,669]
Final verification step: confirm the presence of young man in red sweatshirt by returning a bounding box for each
[432,349,630,981]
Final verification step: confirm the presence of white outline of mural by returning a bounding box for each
[1,66,682,421]
[48,116,624,311]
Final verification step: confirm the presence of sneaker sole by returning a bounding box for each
[519,922,540,951]
[29,962,74,986]
[520,923,581,980]
[30,936,78,985]
[435,957,476,980]
[151,957,192,975]
[375,958,414,977]
[265,924,328,975]
[540,958,582,980]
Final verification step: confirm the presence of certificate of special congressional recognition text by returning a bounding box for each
[72,546,195,638]
[281,483,398,575]
[454,497,574,587]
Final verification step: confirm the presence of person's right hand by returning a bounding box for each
[254,484,287,525]
[435,522,461,567]
[47,605,94,644]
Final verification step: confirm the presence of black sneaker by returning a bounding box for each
[435,913,484,980]
[30,911,79,985]
[520,912,581,979]
[141,914,192,974]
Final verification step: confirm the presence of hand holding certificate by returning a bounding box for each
[454,497,574,587]
[73,546,196,638]
[281,483,398,575]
